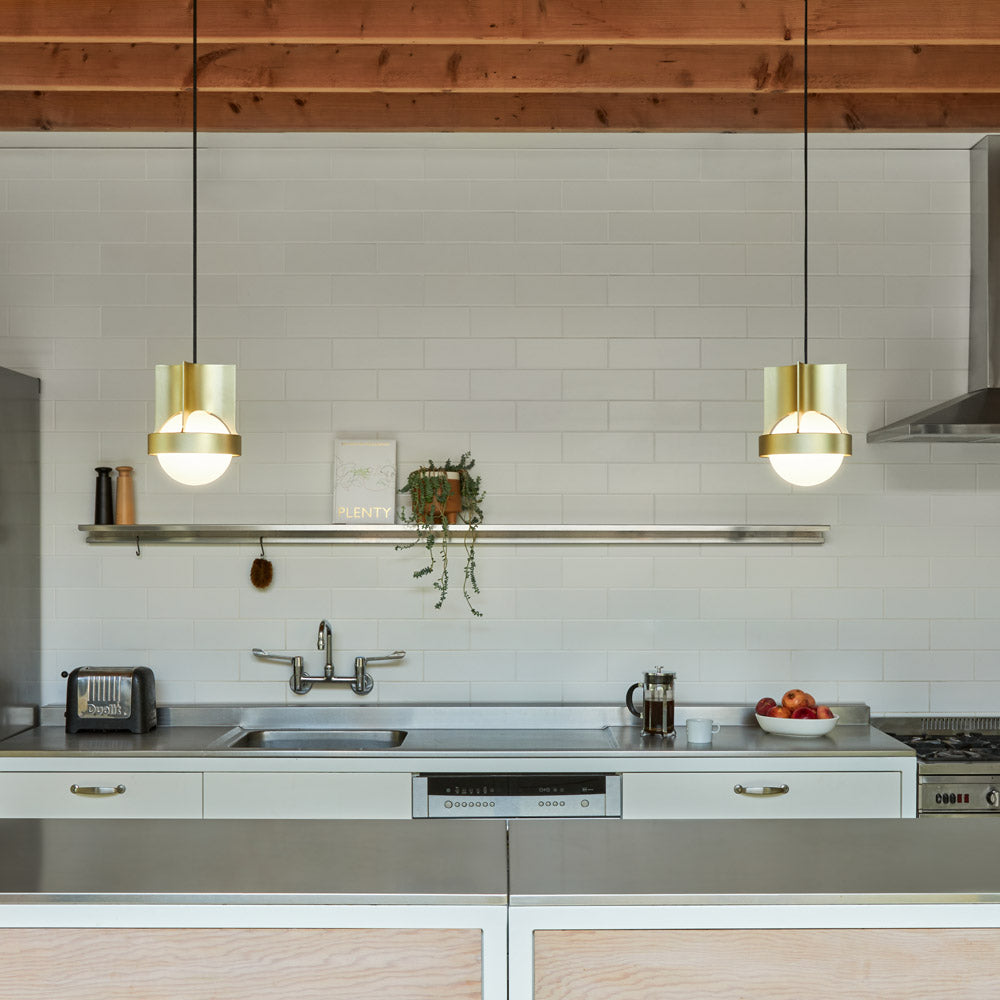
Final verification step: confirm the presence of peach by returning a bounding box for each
[755,697,777,716]
[815,705,834,719]
[791,706,818,720]
[768,705,792,718]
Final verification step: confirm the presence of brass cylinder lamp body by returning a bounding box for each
[148,362,241,486]
[759,362,852,487]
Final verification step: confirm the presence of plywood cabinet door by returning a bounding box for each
[0,927,482,1000]
[534,928,1000,1000]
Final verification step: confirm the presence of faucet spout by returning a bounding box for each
[317,619,334,677]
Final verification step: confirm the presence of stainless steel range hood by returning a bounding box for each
[868,135,1000,443]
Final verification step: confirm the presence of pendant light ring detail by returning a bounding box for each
[758,431,852,458]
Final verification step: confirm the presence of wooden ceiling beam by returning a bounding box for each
[1,1,998,131]
[9,89,1000,133]
[4,42,1000,96]
[3,0,1000,45]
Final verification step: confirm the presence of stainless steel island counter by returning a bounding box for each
[0,818,508,1000]
[1,817,507,905]
[508,817,1000,1000]
[4,817,1000,1000]
[510,816,1000,906]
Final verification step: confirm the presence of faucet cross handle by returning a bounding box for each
[251,647,311,695]
[352,650,406,696]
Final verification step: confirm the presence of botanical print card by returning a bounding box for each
[333,439,396,523]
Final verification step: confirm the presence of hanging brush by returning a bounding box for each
[250,537,273,590]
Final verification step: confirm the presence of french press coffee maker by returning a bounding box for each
[626,669,676,738]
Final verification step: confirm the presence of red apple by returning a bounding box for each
[782,689,812,711]
[792,706,818,720]
[815,705,834,719]
[755,697,777,716]
[768,705,792,718]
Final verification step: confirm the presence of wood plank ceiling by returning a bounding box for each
[1,0,999,132]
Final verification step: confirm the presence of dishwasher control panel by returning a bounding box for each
[412,773,622,818]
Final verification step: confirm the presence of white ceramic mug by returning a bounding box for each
[686,718,721,744]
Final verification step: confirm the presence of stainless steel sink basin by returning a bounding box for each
[216,728,407,751]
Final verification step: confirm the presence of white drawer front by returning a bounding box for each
[0,772,203,818]
[203,772,412,819]
[623,770,902,819]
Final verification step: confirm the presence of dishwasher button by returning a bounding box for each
[445,800,453,809]
[581,799,590,808]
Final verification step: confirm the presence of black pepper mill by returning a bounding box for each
[94,466,114,525]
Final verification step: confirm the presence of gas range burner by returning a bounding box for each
[894,732,1000,763]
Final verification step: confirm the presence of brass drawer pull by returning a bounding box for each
[733,783,789,797]
[70,784,126,797]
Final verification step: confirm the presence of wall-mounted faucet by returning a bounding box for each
[252,620,405,695]
[317,618,335,678]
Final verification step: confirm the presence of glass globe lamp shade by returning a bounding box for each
[155,409,233,486]
[766,410,845,487]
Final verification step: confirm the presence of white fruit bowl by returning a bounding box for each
[755,713,839,738]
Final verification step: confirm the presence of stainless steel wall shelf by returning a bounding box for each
[79,523,828,545]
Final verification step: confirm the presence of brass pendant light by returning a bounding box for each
[759,0,851,487]
[147,0,241,486]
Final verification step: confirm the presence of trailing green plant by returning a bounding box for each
[397,452,485,616]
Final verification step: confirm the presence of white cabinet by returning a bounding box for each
[0,772,202,819]
[622,767,903,819]
[203,771,412,819]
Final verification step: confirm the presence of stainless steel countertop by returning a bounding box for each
[0,819,507,905]
[509,817,999,906]
[0,703,911,758]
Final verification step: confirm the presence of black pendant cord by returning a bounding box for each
[802,0,808,366]
[191,0,198,365]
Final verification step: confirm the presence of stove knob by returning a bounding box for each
[987,788,1000,809]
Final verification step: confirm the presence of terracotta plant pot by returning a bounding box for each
[413,470,462,525]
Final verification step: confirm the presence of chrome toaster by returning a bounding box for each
[64,666,157,734]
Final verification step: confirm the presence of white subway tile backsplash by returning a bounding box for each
[425,401,515,431]
[4,134,996,710]
[654,180,745,213]
[563,494,654,524]
[520,149,608,179]
[609,211,699,243]
[425,338,514,369]
[839,181,932,213]
[285,179,375,211]
[220,148,332,179]
[563,180,652,212]
[428,149,515,179]
[474,370,562,401]
[748,619,838,650]
[885,275,969,307]
[564,370,654,401]
[886,212,969,245]
[609,275,699,306]
[380,179,471,211]
[517,402,607,431]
